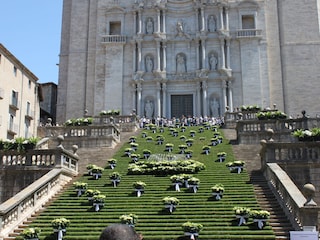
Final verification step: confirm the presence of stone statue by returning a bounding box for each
[145,100,154,118]
[145,56,153,72]
[176,54,186,73]
[146,18,153,34]
[209,53,218,70]
[208,16,216,32]
[210,98,220,116]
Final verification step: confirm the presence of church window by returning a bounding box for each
[109,22,121,35]
[241,15,255,29]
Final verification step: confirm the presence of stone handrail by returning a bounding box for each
[265,163,320,230]
[0,168,74,238]
[260,141,320,165]
[0,148,79,173]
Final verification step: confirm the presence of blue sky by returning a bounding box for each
[1,1,63,84]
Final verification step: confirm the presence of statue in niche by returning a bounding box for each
[146,18,154,34]
[145,55,153,72]
[210,98,220,117]
[175,20,190,38]
[145,100,154,119]
[208,16,216,32]
[209,53,218,70]
[176,54,186,73]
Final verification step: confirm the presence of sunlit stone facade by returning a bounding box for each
[57,0,320,123]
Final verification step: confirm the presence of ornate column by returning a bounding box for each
[201,38,206,69]
[156,82,161,117]
[162,42,167,71]
[202,80,208,116]
[220,38,226,69]
[195,7,200,32]
[163,10,166,33]
[156,40,161,71]
[196,40,200,69]
[225,7,229,31]
[196,82,201,116]
[133,11,137,34]
[226,39,231,69]
[138,10,142,34]
[219,6,224,30]
[157,9,161,33]
[228,81,233,111]
[201,7,205,32]
[132,83,137,112]
[137,82,142,117]
[138,41,142,71]
[133,43,137,71]
[162,82,167,117]
[222,80,227,111]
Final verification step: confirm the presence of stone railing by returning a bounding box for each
[0,168,75,238]
[101,35,126,43]
[234,118,320,144]
[265,163,320,230]
[0,148,79,173]
[236,29,262,38]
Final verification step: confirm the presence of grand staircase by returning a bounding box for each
[9,126,294,240]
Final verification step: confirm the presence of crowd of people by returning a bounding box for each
[138,115,224,129]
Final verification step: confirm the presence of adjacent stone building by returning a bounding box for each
[57,0,320,123]
[0,44,41,139]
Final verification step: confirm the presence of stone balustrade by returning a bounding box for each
[265,163,320,230]
[0,148,79,173]
[0,168,75,238]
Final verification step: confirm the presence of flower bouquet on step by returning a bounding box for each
[92,194,106,212]
[73,181,88,197]
[109,171,121,187]
[22,227,41,240]
[133,181,146,197]
[182,221,203,240]
[107,158,117,169]
[86,189,101,202]
[233,206,251,226]
[187,177,200,193]
[119,213,138,228]
[211,183,224,200]
[51,217,70,240]
[162,196,180,213]
[249,210,270,229]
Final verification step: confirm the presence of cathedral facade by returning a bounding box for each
[57,0,320,123]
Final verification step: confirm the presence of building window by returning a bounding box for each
[241,15,255,29]
[110,22,121,35]
[28,80,32,88]
[26,102,31,116]
[13,66,17,76]
[9,114,14,132]
[11,90,18,107]
[0,54,2,64]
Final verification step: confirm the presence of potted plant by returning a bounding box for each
[226,161,245,174]
[132,181,146,197]
[182,221,203,239]
[185,149,193,159]
[180,135,186,141]
[92,194,106,211]
[24,137,39,150]
[119,213,138,227]
[233,206,251,226]
[141,131,147,138]
[198,127,204,133]
[217,152,227,162]
[162,196,180,213]
[109,172,121,187]
[107,158,117,169]
[86,189,101,201]
[129,136,136,143]
[202,145,211,155]
[51,217,70,240]
[142,149,151,159]
[91,166,104,179]
[188,177,200,193]
[145,136,153,142]
[178,144,187,154]
[250,210,270,229]
[189,130,196,137]
[165,143,174,152]
[124,147,133,157]
[156,135,165,145]
[170,175,184,192]
[130,142,139,151]
[211,184,224,200]
[73,181,88,197]
[86,164,95,175]
[181,126,187,132]
[22,227,41,240]
[186,138,194,147]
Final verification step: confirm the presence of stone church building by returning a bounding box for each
[56,0,320,123]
